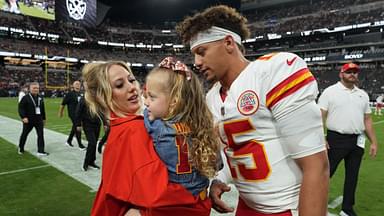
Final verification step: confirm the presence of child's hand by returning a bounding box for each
[124,208,141,216]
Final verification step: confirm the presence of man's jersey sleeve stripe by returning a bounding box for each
[266,68,315,109]
[257,52,279,61]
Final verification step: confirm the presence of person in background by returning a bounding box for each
[176,5,329,216]
[82,61,212,216]
[75,95,102,171]
[318,63,378,216]
[374,93,383,116]
[18,82,49,156]
[18,84,28,103]
[58,80,86,150]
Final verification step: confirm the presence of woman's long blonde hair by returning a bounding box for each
[147,65,220,178]
[82,61,136,119]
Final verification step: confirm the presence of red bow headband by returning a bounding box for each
[158,57,192,81]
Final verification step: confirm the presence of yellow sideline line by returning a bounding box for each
[0,165,50,176]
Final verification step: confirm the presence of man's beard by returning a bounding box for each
[342,76,359,86]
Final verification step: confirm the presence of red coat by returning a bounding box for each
[91,114,210,216]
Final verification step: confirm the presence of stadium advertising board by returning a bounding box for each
[55,0,96,27]
[0,0,55,20]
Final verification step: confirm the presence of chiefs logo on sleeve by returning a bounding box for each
[237,90,260,116]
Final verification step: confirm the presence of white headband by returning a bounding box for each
[189,26,242,50]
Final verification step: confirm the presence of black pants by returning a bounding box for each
[83,126,100,166]
[67,117,82,146]
[19,121,45,153]
[327,130,364,211]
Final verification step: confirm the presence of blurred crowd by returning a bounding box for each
[0,0,383,98]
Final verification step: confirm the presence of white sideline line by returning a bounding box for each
[49,125,71,130]
[0,115,101,190]
[0,164,50,176]
[328,195,343,209]
[373,120,384,125]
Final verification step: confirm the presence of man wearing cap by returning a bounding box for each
[177,5,329,216]
[318,62,378,216]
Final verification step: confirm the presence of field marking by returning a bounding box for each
[373,120,384,125]
[49,125,72,130]
[0,164,51,176]
[328,195,343,209]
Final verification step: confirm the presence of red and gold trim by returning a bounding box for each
[174,123,191,134]
[266,68,315,109]
[257,52,278,61]
[173,123,192,174]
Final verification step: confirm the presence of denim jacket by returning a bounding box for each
[143,109,209,196]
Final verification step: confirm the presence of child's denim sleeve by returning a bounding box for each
[143,108,165,142]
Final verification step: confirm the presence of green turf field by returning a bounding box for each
[0,97,383,215]
[0,98,94,215]
[0,138,95,215]
[0,1,54,20]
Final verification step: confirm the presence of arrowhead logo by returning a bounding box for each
[286,57,297,66]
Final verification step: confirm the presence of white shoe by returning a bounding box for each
[37,152,49,156]
[339,209,357,216]
[78,145,86,151]
[18,148,24,155]
[65,142,74,147]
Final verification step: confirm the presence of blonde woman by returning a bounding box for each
[82,61,215,216]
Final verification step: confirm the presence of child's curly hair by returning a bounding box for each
[147,63,220,178]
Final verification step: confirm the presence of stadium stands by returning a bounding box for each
[0,0,383,99]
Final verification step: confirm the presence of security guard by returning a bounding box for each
[58,80,86,150]
[18,82,48,156]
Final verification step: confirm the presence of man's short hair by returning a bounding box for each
[29,82,39,87]
[176,5,250,46]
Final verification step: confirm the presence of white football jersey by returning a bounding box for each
[207,52,325,213]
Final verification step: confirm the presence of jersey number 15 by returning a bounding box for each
[223,119,271,181]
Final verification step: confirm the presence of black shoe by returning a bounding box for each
[37,152,49,156]
[88,163,100,170]
[82,164,88,171]
[78,144,86,151]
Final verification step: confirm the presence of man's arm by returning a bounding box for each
[41,98,46,121]
[59,94,69,117]
[274,102,329,216]
[58,105,65,117]
[364,113,378,157]
[296,151,329,216]
[19,97,29,123]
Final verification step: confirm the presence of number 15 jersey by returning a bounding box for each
[207,52,326,213]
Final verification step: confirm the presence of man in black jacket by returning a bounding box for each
[75,96,102,171]
[18,82,49,156]
[58,80,86,150]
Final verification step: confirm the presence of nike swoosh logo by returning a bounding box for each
[286,57,297,66]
